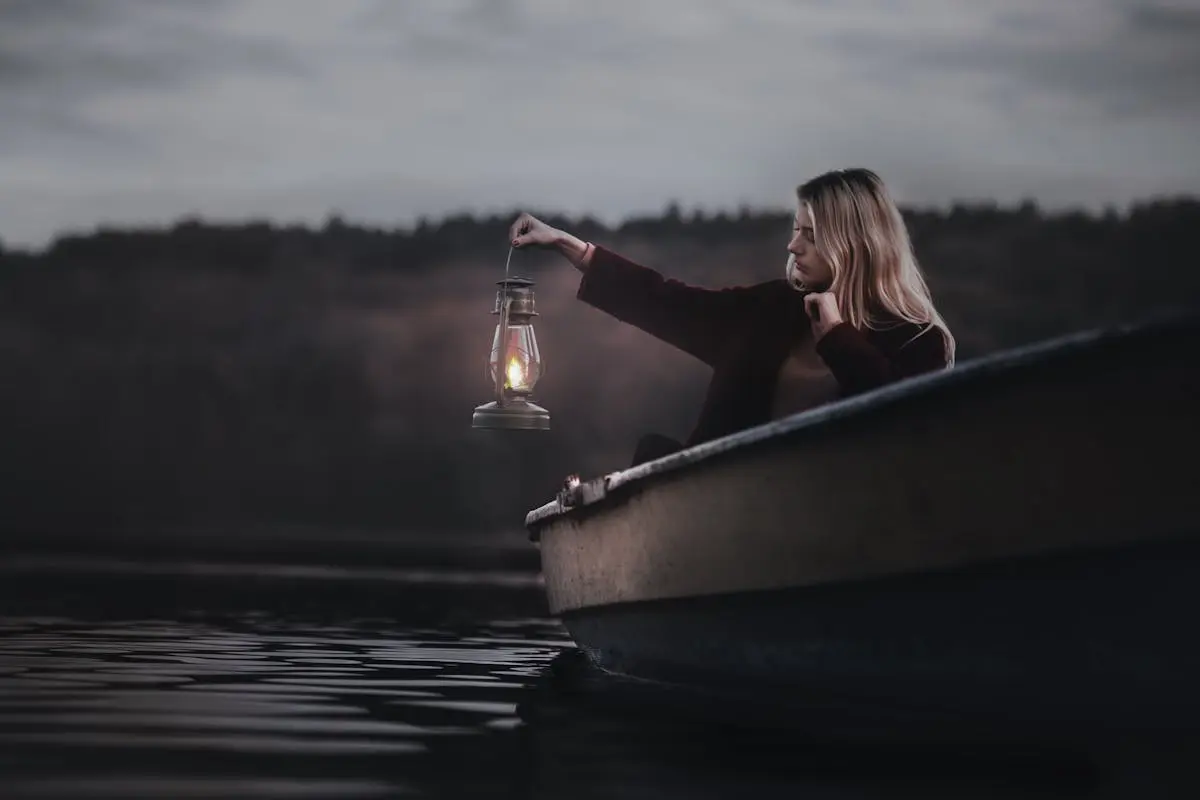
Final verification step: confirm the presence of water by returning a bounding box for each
[0,613,566,798]
[0,549,1184,799]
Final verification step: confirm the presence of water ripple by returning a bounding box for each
[0,604,1164,798]
[0,615,571,798]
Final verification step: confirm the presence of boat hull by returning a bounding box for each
[526,313,1200,730]
[559,534,1200,733]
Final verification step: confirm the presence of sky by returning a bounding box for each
[1,0,1198,249]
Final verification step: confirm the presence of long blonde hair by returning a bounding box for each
[786,168,955,364]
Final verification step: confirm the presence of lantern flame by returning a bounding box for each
[506,356,526,390]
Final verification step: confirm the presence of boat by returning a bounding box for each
[524,311,1200,737]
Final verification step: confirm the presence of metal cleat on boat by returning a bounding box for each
[557,474,583,508]
[557,473,612,509]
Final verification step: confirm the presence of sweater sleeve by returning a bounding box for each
[815,321,949,395]
[577,245,766,366]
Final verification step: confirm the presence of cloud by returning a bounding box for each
[859,0,1200,118]
[0,0,307,165]
[0,0,305,91]
[0,0,1197,249]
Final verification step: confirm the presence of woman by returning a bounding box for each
[510,167,956,465]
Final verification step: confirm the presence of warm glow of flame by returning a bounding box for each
[506,356,526,390]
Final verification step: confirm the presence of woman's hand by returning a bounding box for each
[509,212,560,249]
[804,291,844,341]
[509,212,592,271]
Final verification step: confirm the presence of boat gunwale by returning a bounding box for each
[525,310,1200,534]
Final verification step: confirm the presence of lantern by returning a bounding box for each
[472,276,550,430]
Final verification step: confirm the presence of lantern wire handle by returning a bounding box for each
[492,244,516,406]
[495,295,511,405]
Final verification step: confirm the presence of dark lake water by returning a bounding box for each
[0,537,1189,799]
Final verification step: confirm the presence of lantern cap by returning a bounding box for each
[492,275,539,316]
[472,399,550,431]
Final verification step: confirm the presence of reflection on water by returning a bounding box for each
[0,562,1185,799]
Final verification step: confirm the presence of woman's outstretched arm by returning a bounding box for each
[511,212,765,366]
[575,244,766,366]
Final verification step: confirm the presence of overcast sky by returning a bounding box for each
[1,0,1198,249]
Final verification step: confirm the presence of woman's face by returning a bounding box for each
[788,204,833,291]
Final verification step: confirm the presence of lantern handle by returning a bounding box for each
[494,244,517,406]
[495,294,512,406]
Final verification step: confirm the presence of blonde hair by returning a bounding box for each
[787,168,956,364]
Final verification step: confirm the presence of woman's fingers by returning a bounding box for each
[803,293,821,320]
[510,213,538,247]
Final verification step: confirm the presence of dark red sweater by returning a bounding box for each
[577,245,950,447]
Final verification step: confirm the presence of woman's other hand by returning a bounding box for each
[804,291,844,341]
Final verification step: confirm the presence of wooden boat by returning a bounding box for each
[524,312,1200,735]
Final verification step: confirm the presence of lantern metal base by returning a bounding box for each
[472,399,551,431]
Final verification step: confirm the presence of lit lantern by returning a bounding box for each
[472,276,550,430]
